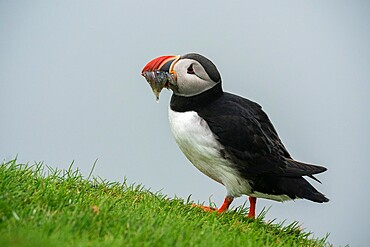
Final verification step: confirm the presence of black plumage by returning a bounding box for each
[171,82,329,203]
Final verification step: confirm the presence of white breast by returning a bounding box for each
[168,108,252,197]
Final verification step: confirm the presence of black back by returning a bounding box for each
[170,85,328,202]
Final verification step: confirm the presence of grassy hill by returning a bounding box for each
[0,159,330,246]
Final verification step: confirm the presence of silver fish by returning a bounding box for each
[142,71,175,101]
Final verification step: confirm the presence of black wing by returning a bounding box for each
[196,92,326,179]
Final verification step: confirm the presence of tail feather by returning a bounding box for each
[308,174,322,184]
[280,177,329,203]
[253,175,329,203]
[283,158,327,178]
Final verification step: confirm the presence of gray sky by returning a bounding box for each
[1,1,369,246]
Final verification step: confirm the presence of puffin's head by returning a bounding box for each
[141,53,221,99]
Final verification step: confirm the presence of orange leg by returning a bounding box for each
[217,196,234,213]
[247,196,257,218]
[193,196,234,213]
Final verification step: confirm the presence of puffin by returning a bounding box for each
[141,53,329,218]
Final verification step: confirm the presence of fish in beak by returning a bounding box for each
[141,55,180,101]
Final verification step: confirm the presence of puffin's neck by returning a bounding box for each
[170,83,223,112]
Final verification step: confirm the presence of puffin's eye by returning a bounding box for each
[187,64,195,74]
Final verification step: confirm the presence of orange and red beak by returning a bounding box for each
[141,55,180,74]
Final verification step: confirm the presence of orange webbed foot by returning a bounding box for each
[192,196,234,214]
[192,204,217,212]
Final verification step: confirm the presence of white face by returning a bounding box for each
[171,58,218,97]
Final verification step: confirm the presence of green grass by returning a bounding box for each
[0,159,330,246]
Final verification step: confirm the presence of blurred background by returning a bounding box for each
[1,1,369,246]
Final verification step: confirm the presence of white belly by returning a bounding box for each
[168,108,252,197]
